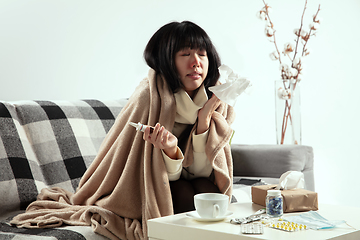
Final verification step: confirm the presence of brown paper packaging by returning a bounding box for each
[251,184,318,213]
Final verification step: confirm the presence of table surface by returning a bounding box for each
[147,202,360,240]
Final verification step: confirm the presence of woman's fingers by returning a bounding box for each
[152,123,161,139]
[161,131,172,147]
[143,123,165,147]
[143,125,151,141]
[142,123,178,150]
[154,126,166,146]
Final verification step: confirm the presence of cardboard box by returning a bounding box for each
[251,184,318,213]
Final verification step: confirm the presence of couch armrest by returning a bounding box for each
[231,144,315,191]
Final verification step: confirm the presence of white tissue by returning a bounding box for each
[276,171,305,190]
[209,65,251,107]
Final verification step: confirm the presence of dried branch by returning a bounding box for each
[292,0,308,66]
[257,0,322,144]
[257,0,321,81]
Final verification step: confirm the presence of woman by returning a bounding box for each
[142,21,234,214]
[11,21,235,240]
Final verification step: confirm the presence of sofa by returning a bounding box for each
[0,99,314,240]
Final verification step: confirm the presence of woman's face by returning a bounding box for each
[175,48,209,98]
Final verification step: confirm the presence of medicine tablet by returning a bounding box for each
[241,223,264,234]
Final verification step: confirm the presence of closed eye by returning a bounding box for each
[198,50,207,57]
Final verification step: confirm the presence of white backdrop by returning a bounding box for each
[1,0,359,208]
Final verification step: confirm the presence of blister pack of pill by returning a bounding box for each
[241,223,264,234]
[268,221,308,232]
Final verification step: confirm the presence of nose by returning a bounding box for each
[191,54,200,68]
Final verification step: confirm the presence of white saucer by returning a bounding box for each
[186,211,233,222]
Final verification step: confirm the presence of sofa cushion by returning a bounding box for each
[231,144,315,191]
[0,99,127,216]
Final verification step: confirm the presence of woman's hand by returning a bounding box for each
[197,94,221,134]
[143,123,178,159]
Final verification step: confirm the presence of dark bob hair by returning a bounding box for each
[144,21,221,95]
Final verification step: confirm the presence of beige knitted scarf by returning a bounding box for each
[10,69,235,240]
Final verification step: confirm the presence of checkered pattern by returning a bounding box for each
[0,99,127,218]
[0,221,88,240]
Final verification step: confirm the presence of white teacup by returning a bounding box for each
[194,193,229,219]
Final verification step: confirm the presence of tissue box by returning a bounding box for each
[251,185,318,213]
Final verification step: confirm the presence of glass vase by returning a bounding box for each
[274,80,302,145]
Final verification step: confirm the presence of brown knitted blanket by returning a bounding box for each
[10,69,235,240]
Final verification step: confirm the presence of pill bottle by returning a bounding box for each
[266,189,283,217]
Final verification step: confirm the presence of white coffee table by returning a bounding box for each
[148,202,360,240]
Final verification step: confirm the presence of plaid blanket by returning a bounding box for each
[0,99,127,239]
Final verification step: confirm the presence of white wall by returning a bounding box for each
[1,0,359,208]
